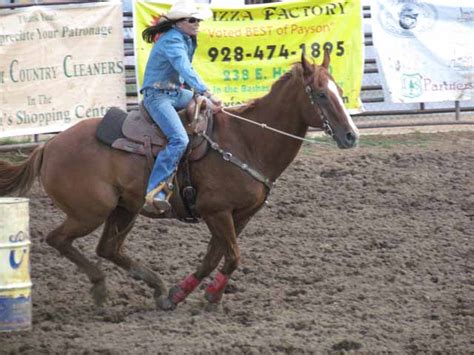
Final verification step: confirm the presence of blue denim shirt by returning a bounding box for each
[141,27,208,94]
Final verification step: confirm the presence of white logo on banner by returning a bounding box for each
[377,1,437,37]
[401,73,422,99]
[372,0,474,103]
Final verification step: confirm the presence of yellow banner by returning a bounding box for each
[134,0,363,109]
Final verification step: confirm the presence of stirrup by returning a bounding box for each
[144,182,173,213]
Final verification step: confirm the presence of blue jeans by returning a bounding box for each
[143,88,193,194]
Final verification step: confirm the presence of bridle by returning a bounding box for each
[304,76,335,138]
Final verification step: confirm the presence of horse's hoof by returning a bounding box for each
[156,295,176,311]
[90,281,107,307]
[94,308,126,323]
[95,307,107,317]
[153,287,165,299]
[204,291,222,304]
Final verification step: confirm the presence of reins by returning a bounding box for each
[219,71,337,146]
[220,107,332,145]
[220,107,327,144]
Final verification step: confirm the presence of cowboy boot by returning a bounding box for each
[144,174,175,213]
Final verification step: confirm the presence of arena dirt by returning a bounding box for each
[1,130,473,354]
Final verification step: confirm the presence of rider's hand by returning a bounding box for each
[209,95,222,112]
[204,91,222,113]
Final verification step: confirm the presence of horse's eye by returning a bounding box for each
[318,92,326,99]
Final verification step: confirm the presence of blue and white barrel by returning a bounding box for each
[0,197,31,332]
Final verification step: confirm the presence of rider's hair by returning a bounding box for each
[142,17,177,43]
[142,17,198,45]
[142,17,197,46]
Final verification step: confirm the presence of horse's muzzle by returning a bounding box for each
[336,130,359,149]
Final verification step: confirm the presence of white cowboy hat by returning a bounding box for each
[165,0,212,21]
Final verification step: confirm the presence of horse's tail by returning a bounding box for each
[0,146,44,196]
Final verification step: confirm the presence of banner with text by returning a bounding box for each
[372,0,474,103]
[0,3,126,138]
[134,0,363,110]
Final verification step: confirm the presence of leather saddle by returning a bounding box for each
[96,96,214,169]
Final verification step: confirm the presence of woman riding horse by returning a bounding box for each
[141,0,221,213]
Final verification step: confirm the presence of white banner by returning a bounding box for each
[372,0,474,103]
[0,3,126,138]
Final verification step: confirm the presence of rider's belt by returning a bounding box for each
[152,82,180,90]
[142,88,179,97]
[156,89,179,95]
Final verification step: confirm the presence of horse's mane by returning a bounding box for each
[232,63,305,115]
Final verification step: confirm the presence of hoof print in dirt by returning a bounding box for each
[102,312,126,324]
[331,339,362,353]
[204,302,222,313]
[95,308,126,324]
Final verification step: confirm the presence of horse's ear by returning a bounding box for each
[322,47,331,69]
[301,51,314,77]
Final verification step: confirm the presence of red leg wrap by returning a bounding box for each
[205,271,229,303]
[170,273,200,304]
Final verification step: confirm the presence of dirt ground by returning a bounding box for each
[0,130,473,354]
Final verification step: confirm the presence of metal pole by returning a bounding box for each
[455,101,460,121]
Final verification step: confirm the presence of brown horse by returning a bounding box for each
[0,52,358,310]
